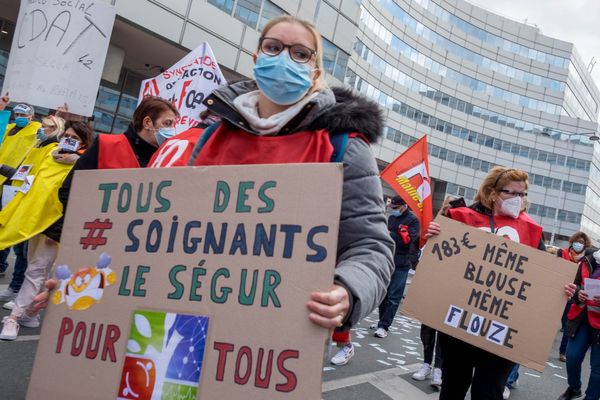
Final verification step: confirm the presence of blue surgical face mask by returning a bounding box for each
[155,127,176,146]
[390,209,401,217]
[572,242,585,253]
[36,128,47,142]
[15,116,29,128]
[254,52,313,106]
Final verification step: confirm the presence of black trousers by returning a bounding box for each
[421,324,442,368]
[439,333,515,400]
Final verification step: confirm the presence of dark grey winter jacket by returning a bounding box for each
[190,80,395,329]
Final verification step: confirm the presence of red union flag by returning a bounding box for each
[380,136,433,246]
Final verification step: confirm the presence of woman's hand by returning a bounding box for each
[564,283,577,299]
[30,279,58,314]
[593,296,600,306]
[425,221,441,238]
[52,150,79,165]
[578,289,589,304]
[307,284,350,329]
[0,92,9,111]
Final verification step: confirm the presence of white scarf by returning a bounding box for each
[232,90,318,136]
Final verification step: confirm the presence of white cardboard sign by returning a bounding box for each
[2,0,116,116]
[138,43,227,134]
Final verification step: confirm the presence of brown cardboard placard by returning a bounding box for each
[27,164,343,400]
[402,216,577,372]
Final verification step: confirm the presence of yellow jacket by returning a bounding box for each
[0,142,74,249]
[0,122,41,185]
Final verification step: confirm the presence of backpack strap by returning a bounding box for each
[187,121,221,166]
[329,132,349,163]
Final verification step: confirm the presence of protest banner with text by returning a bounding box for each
[138,43,226,134]
[403,216,577,372]
[2,0,116,116]
[27,164,342,400]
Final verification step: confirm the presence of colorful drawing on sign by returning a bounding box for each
[52,252,116,311]
[118,310,210,400]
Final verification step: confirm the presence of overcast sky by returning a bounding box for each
[467,0,600,86]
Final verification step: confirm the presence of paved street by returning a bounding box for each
[0,258,591,400]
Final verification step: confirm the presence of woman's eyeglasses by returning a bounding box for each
[259,37,316,64]
[498,189,528,198]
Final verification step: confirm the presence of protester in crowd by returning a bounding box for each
[33,16,395,351]
[148,109,221,168]
[558,248,600,400]
[0,101,41,300]
[0,121,93,340]
[370,196,420,337]
[557,232,593,362]
[411,196,458,388]
[426,167,547,400]
[0,114,68,303]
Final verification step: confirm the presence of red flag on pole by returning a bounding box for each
[380,136,433,246]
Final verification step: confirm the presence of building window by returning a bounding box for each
[258,1,285,31]
[322,38,349,82]
[234,0,261,28]
[93,68,147,134]
[208,0,235,14]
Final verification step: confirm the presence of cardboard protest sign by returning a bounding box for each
[138,43,226,134]
[28,164,342,400]
[2,0,116,116]
[402,216,577,372]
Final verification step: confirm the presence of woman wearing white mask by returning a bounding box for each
[425,166,545,400]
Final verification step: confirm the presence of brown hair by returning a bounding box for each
[569,231,592,248]
[133,96,179,132]
[474,166,529,212]
[259,15,327,92]
[64,121,94,149]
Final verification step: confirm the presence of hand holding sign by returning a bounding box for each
[403,216,578,371]
[307,284,350,329]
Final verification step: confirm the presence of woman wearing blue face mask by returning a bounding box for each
[556,232,592,363]
[184,15,395,364]
[0,103,42,186]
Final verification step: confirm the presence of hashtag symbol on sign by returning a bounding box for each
[80,218,113,250]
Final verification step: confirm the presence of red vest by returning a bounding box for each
[192,124,336,165]
[447,207,543,248]
[567,260,600,329]
[149,128,203,168]
[559,248,574,262]
[97,134,141,169]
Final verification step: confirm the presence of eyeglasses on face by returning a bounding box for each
[498,189,528,198]
[259,37,316,64]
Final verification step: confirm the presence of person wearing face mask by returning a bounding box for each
[558,246,600,400]
[0,103,41,301]
[30,15,395,372]
[424,166,546,400]
[369,196,420,339]
[0,103,41,186]
[185,15,394,338]
[556,232,593,363]
[0,121,93,341]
